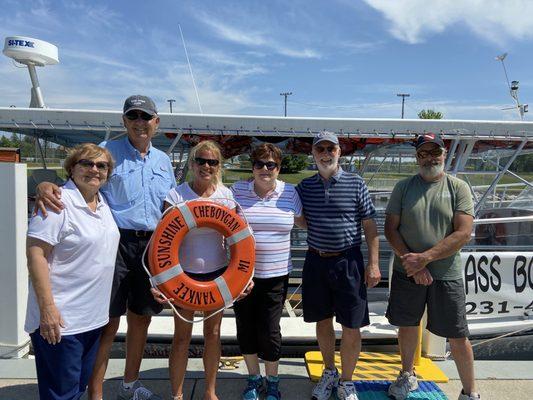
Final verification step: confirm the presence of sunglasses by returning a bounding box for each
[76,159,110,171]
[417,148,444,158]
[124,111,155,121]
[194,157,220,167]
[253,160,279,171]
[314,145,337,153]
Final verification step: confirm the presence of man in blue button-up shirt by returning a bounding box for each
[36,95,176,400]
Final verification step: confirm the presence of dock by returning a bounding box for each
[0,358,531,399]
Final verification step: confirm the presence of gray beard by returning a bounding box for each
[316,163,338,176]
[419,163,445,180]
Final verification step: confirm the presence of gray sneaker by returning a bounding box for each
[458,391,480,400]
[388,371,418,400]
[311,368,339,400]
[132,387,163,400]
[336,381,358,400]
[117,381,143,400]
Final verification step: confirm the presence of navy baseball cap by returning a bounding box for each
[313,131,339,146]
[415,133,445,149]
[123,95,158,116]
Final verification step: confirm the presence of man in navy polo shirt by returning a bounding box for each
[296,131,380,400]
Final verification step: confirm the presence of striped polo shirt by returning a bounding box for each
[296,168,375,252]
[231,179,303,279]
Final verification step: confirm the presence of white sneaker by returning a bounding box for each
[132,387,163,400]
[311,368,339,400]
[117,381,143,400]
[458,391,480,400]
[336,381,358,400]
[388,371,418,400]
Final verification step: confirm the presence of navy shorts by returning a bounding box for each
[109,230,163,317]
[302,247,369,329]
[386,271,470,338]
[30,327,102,400]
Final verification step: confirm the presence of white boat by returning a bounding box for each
[0,36,532,361]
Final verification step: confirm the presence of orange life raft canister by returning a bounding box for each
[148,200,255,312]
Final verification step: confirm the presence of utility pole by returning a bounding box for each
[280,92,292,117]
[167,99,176,113]
[397,93,410,119]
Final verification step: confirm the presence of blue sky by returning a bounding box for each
[2,0,533,120]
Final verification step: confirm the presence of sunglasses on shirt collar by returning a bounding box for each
[194,157,220,167]
[124,111,155,121]
[253,160,279,170]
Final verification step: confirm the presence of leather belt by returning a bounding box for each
[119,228,153,238]
[308,247,345,258]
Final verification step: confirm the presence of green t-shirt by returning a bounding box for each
[386,174,474,280]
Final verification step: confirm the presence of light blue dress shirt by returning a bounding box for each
[100,137,176,231]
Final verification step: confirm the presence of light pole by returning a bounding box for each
[167,99,176,113]
[280,92,292,117]
[397,93,410,119]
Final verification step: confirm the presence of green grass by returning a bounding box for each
[26,164,533,189]
[223,169,317,185]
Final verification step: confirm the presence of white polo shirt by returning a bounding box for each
[165,183,235,274]
[231,179,302,279]
[25,179,120,335]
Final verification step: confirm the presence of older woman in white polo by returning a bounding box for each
[25,143,119,400]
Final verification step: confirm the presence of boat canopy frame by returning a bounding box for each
[1,106,532,215]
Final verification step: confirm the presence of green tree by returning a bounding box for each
[511,153,533,173]
[418,109,443,119]
[280,154,308,173]
[10,133,21,147]
[20,135,36,158]
[0,136,13,147]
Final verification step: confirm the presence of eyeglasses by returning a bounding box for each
[194,157,220,167]
[253,160,279,170]
[417,148,445,158]
[76,159,110,171]
[124,111,155,121]
[314,145,337,153]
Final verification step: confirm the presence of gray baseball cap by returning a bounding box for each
[123,95,158,116]
[313,131,339,146]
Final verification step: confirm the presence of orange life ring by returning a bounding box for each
[148,200,255,312]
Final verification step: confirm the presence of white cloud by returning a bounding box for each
[188,44,269,77]
[62,49,134,69]
[363,0,533,44]
[338,40,384,54]
[197,13,321,59]
[288,97,522,120]
[0,0,60,38]
[63,1,121,30]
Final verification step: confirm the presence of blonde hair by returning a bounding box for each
[64,143,114,181]
[188,140,223,186]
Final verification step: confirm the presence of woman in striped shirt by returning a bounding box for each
[231,143,306,400]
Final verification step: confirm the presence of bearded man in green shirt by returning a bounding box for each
[384,134,479,400]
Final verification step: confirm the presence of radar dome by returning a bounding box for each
[3,36,59,66]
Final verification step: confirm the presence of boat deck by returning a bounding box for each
[0,358,531,399]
